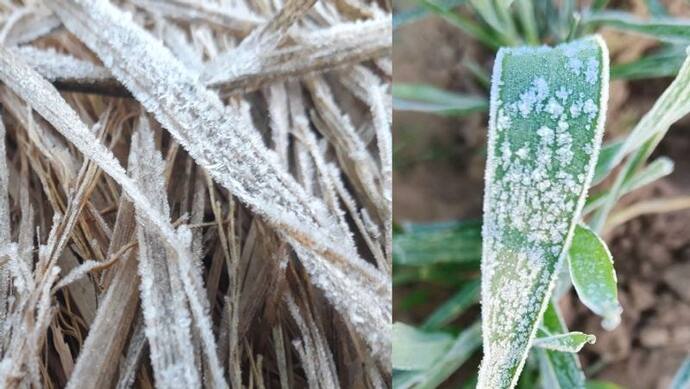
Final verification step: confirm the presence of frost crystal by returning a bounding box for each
[479,36,609,388]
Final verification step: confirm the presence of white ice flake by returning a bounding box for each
[585,58,599,84]
[583,98,598,119]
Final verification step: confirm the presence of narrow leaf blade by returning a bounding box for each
[393,220,482,266]
[585,11,690,43]
[479,36,609,388]
[392,83,487,116]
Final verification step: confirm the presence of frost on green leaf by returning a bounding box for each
[478,36,609,389]
[536,303,587,389]
[569,224,622,330]
[533,332,596,353]
[600,47,690,175]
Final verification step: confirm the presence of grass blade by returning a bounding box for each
[611,45,686,80]
[392,323,454,371]
[596,48,690,179]
[393,83,488,116]
[585,11,690,43]
[421,0,504,49]
[422,279,480,330]
[479,36,609,388]
[569,225,622,330]
[394,219,482,265]
[585,156,674,214]
[393,322,482,389]
[393,0,468,30]
[129,119,201,389]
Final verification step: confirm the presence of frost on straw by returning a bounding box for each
[478,35,609,389]
[0,116,10,330]
[129,118,201,389]
[46,0,390,361]
[130,117,228,389]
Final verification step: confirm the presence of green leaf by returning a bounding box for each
[585,156,674,214]
[622,156,673,192]
[537,303,587,389]
[479,36,609,388]
[611,45,686,80]
[569,224,622,330]
[392,83,488,116]
[393,0,468,30]
[422,279,481,330]
[422,0,505,49]
[533,332,596,353]
[392,322,454,371]
[394,322,482,389]
[393,220,482,266]
[585,11,690,43]
[595,48,690,185]
[469,0,520,45]
[515,0,539,45]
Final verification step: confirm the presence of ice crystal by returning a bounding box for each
[479,36,609,388]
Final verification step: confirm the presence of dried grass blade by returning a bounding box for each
[209,17,392,94]
[129,0,264,33]
[129,119,201,388]
[13,46,128,96]
[66,199,139,389]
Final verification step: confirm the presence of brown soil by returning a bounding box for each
[394,3,690,388]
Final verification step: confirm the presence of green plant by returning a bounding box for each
[393,0,690,387]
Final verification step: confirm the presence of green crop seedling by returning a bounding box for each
[393,0,690,388]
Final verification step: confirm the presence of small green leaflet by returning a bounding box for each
[569,224,622,330]
[537,303,587,389]
[585,11,690,43]
[479,36,609,389]
[533,332,596,353]
[392,323,453,371]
